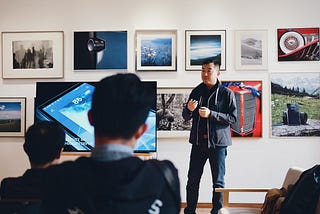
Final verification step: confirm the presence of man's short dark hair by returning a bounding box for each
[90,73,154,139]
[23,121,65,165]
[202,59,221,69]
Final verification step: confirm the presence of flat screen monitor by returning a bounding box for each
[35,81,157,153]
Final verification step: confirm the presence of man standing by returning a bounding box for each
[42,73,181,214]
[183,59,237,214]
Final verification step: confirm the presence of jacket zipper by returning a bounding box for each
[196,96,203,145]
[206,87,219,148]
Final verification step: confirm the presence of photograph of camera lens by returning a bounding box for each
[87,38,105,52]
[74,31,127,70]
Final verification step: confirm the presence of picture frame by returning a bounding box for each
[135,30,177,71]
[222,80,263,137]
[157,87,192,138]
[234,30,268,70]
[2,31,64,79]
[74,31,127,70]
[0,97,26,137]
[270,72,320,137]
[185,30,226,71]
[277,27,319,61]
[157,81,263,138]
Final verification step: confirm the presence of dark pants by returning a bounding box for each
[184,144,227,214]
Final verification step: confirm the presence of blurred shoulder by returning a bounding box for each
[45,157,91,175]
[146,159,178,175]
[220,85,234,95]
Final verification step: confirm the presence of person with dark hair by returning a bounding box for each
[41,73,181,214]
[0,121,65,199]
[13,53,20,69]
[182,59,237,214]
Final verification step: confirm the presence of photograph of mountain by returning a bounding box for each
[271,72,320,137]
[241,36,262,65]
[235,30,268,70]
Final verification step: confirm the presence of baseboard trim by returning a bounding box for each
[180,203,212,208]
[180,202,263,208]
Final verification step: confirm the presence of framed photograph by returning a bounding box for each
[135,30,177,71]
[277,27,319,61]
[271,72,320,137]
[157,87,192,138]
[0,97,26,137]
[74,31,127,70]
[222,81,263,137]
[235,30,268,70]
[2,31,64,79]
[185,30,226,71]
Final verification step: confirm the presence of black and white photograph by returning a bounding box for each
[12,40,53,69]
[241,34,262,65]
[2,31,63,79]
[157,88,192,137]
[235,30,268,70]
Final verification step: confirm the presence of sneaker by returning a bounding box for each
[218,208,229,214]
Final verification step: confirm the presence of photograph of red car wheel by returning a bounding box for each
[277,27,319,61]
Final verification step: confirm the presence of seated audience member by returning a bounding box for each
[0,121,65,199]
[41,73,181,213]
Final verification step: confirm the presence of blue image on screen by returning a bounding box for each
[36,82,156,153]
[40,83,95,149]
[134,110,156,152]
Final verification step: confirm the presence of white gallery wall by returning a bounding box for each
[0,0,319,203]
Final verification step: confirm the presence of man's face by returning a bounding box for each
[201,62,220,87]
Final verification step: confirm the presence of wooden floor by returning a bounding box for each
[180,208,211,214]
[179,203,263,213]
[180,203,213,213]
[180,207,262,214]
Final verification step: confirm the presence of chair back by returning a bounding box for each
[281,167,304,189]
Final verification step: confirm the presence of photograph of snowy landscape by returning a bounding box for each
[240,34,262,65]
[235,30,268,70]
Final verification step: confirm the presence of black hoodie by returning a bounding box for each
[42,156,181,214]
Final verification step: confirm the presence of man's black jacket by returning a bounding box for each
[41,156,181,214]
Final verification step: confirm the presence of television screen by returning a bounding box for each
[35,81,157,153]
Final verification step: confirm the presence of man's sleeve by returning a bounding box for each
[209,89,237,125]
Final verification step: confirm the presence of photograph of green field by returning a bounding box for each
[271,72,320,137]
[0,98,25,136]
[0,119,21,132]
